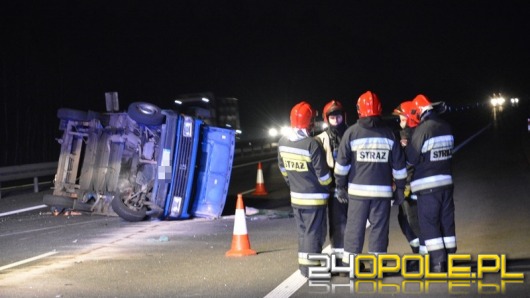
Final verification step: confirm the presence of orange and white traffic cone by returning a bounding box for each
[251,162,268,196]
[226,194,257,257]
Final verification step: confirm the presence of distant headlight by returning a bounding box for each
[268,128,279,137]
[490,98,498,106]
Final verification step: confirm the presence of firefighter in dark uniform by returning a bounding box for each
[406,94,456,273]
[334,91,408,267]
[278,101,332,278]
[392,101,424,271]
[315,100,348,264]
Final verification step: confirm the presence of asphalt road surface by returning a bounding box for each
[1,105,529,297]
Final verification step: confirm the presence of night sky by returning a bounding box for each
[1,1,529,165]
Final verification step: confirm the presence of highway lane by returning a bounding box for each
[1,105,530,297]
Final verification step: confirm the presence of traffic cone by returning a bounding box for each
[226,194,257,257]
[251,162,268,196]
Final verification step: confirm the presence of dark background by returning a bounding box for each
[1,1,529,166]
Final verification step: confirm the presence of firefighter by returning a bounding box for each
[405,94,456,273]
[278,101,332,278]
[315,100,348,264]
[334,91,407,269]
[392,101,423,271]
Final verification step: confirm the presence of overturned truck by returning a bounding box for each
[43,93,236,222]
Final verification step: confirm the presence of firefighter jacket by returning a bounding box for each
[278,129,332,208]
[315,123,347,170]
[398,126,416,193]
[334,117,407,199]
[405,112,454,193]
[315,131,335,169]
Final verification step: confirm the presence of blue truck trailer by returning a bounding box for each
[43,94,236,222]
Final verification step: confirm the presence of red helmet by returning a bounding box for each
[412,94,433,122]
[290,101,315,130]
[393,101,419,128]
[322,100,344,123]
[357,91,382,118]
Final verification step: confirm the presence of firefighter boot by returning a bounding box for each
[299,265,309,278]
[406,246,420,272]
[431,261,447,273]
[406,260,420,272]
[429,250,447,273]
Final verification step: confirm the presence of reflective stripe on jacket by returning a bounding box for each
[278,132,331,208]
[406,113,454,193]
[315,131,335,169]
[334,117,407,199]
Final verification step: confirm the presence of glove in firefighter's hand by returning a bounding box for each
[393,189,406,206]
[404,185,411,197]
[335,187,348,204]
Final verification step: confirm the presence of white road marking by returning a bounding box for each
[239,188,256,195]
[263,245,331,298]
[0,251,58,272]
[0,204,48,217]
[263,270,308,298]
[0,217,114,238]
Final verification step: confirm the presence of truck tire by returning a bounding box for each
[57,108,88,121]
[127,102,165,126]
[111,197,148,222]
[43,194,75,209]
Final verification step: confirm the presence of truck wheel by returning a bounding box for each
[43,194,75,209]
[127,102,165,126]
[111,197,148,222]
[57,108,88,121]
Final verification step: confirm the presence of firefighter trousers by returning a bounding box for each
[343,198,391,263]
[398,197,422,252]
[293,206,327,276]
[417,186,457,266]
[328,194,348,256]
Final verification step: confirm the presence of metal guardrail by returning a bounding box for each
[0,138,279,199]
[235,138,278,156]
[0,162,57,199]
